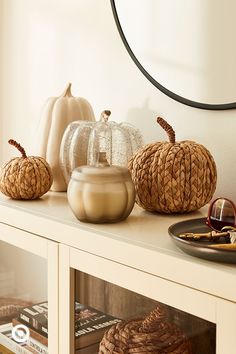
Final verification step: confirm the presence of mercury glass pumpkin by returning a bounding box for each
[60,110,143,185]
[67,153,135,223]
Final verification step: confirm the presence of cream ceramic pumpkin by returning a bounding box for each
[35,83,95,191]
[60,110,143,185]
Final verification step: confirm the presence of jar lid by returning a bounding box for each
[71,165,132,183]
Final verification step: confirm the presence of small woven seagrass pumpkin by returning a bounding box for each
[99,305,192,354]
[128,117,217,213]
[0,140,53,200]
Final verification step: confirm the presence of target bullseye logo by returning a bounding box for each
[12,324,30,343]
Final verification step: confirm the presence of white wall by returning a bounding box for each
[0,0,236,201]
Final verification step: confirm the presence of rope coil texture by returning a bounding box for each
[99,306,192,354]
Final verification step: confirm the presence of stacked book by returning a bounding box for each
[0,301,48,354]
[0,301,120,354]
[74,302,120,353]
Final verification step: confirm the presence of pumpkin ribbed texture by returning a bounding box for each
[99,306,192,354]
[35,83,95,192]
[60,111,143,185]
[128,118,217,213]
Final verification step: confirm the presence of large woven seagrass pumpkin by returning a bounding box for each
[35,83,95,192]
[128,117,217,213]
[0,140,53,200]
[99,305,192,354]
[60,110,143,185]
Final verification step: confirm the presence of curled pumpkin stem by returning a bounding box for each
[8,139,27,158]
[157,117,175,143]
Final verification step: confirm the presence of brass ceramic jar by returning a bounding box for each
[67,160,135,223]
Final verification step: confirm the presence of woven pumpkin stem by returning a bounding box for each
[140,306,166,333]
[157,117,175,143]
[100,110,111,123]
[8,139,27,158]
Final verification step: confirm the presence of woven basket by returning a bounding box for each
[99,305,192,354]
[0,297,31,325]
[128,117,217,213]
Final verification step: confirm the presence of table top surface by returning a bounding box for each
[0,191,235,302]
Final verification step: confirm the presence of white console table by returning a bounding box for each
[0,191,235,354]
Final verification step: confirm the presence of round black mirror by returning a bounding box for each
[111,0,236,110]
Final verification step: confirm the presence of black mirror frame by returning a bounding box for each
[110,0,236,110]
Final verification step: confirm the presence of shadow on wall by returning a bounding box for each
[124,98,161,144]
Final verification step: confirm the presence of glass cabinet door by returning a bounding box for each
[72,271,216,354]
[0,239,57,354]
